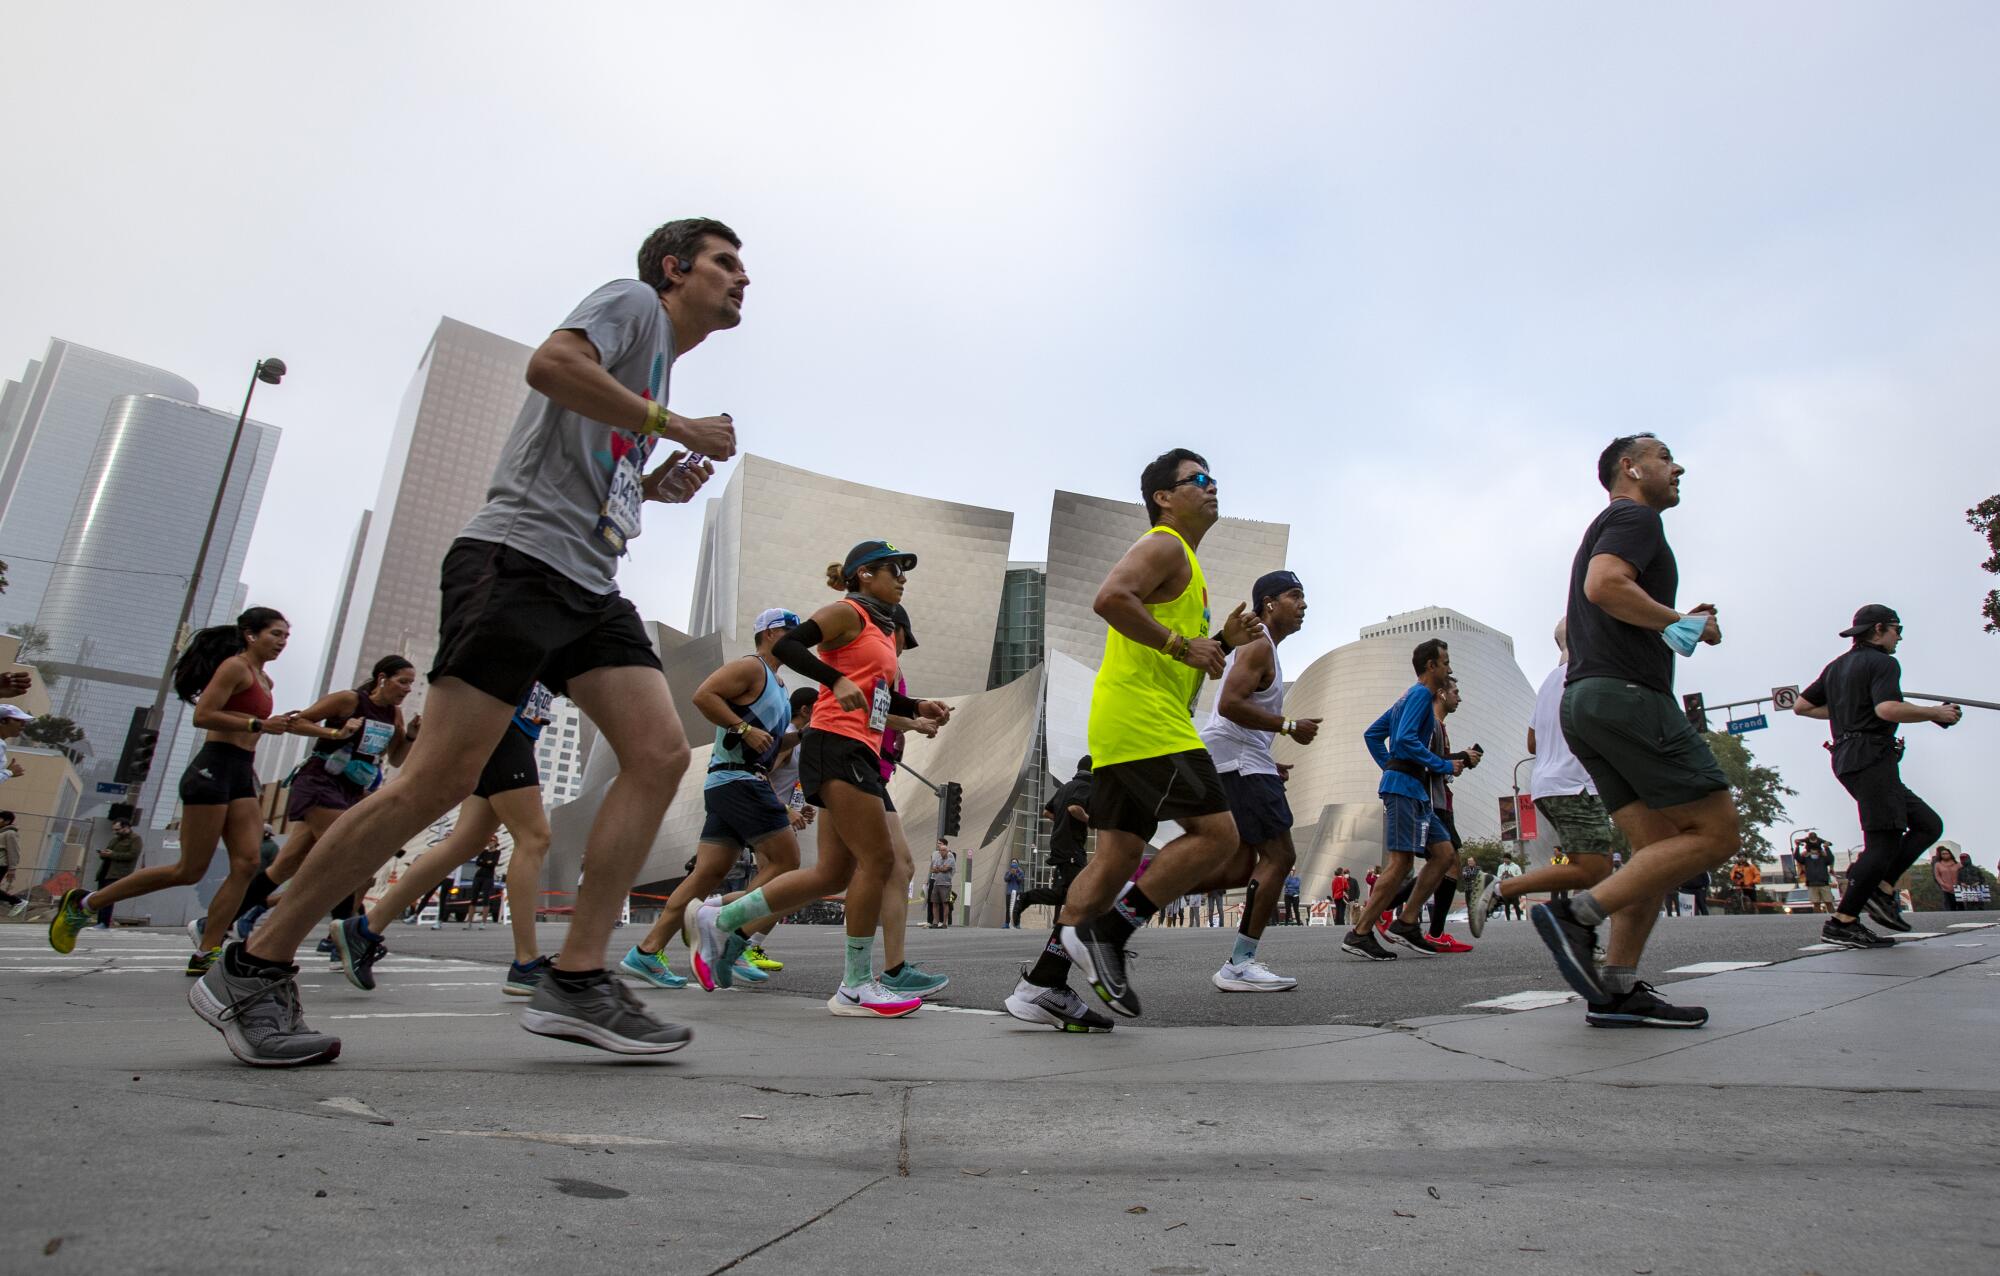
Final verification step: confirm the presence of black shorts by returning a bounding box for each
[429,538,662,704]
[473,726,540,799]
[1220,770,1293,846]
[1089,748,1230,843]
[1435,808,1463,853]
[179,743,261,806]
[700,778,792,851]
[796,729,886,808]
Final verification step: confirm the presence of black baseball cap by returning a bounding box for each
[1839,604,1900,638]
[842,539,918,579]
[1252,570,1304,613]
[890,603,919,649]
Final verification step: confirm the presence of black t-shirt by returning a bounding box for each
[1565,499,1679,693]
[1798,845,1834,886]
[1802,644,1903,776]
[1045,774,1093,864]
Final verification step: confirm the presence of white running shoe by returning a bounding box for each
[1467,876,1504,938]
[826,981,923,1018]
[1211,959,1299,993]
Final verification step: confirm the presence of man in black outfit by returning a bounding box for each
[1013,757,1093,927]
[1793,604,1959,948]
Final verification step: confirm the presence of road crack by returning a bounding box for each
[699,1175,889,1276]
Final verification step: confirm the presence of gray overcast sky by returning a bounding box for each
[4,2,1996,855]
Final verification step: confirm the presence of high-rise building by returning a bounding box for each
[0,341,199,629]
[28,394,277,826]
[325,318,532,709]
[531,696,588,808]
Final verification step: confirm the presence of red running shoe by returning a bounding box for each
[1428,931,1474,953]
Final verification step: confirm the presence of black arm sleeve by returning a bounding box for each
[888,689,923,718]
[772,621,845,687]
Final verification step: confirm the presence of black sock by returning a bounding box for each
[231,870,279,922]
[1100,885,1160,944]
[548,966,604,991]
[225,942,292,978]
[1429,879,1458,938]
[884,962,907,978]
[1237,880,1259,937]
[1027,924,1072,987]
[329,897,356,921]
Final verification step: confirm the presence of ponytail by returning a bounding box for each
[824,562,849,592]
[172,606,286,704]
[359,654,413,694]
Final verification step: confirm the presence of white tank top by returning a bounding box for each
[1199,640,1284,777]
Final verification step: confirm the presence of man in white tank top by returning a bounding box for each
[1196,572,1322,992]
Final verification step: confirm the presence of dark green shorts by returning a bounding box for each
[1559,678,1729,813]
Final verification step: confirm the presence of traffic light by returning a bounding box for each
[1682,692,1708,733]
[938,781,964,839]
[113,707,159,785]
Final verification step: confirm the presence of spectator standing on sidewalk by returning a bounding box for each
[1729,858,1762,914]
[1797,834,1836,913]
[1329,868,1352,927]
[0,809,26,916]
[1683,869,1711,915]
[1932,847,1960,911]
[92,820,144,927]
[927,840,956,928]
[1496,856,1524,919]
[1003,860,1025,929]
[1956,853,1988,908]
[1283,871,1302,925]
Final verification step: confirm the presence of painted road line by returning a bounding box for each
[1465,991,1578,1011]
[1665,961,1771,974]
[1796,943,1844,952]
[1894,932,1944,940]
[324,1011,509,1020]
[921,1004,1006,1016]
[1947,922,1996,930]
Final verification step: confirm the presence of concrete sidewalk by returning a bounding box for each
[5,925,1997,1274]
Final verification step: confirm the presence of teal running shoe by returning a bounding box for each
[879,962,950,997]
[730,959,770,984]
[618,945,688,989]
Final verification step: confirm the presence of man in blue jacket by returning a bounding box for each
[1344,638,1465,961]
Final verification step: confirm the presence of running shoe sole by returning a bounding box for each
[1585,1007,1708,1029]
[826,990,923,1018]
[1530,903,1607,1002]
[1212,972,1298,992]
[1863,895,1911,932]
[1339,938,1396,961]
[518,1007,693,1054]
[1386,925,1442,957]
[617,952,688,989]
[1002,988,1113,1032]
[186,977,341,1068]
[1821,930,1892,951]
[682,905,721,992]
[47,888,88,955]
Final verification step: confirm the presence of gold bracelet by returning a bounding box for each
[643,401,670,436]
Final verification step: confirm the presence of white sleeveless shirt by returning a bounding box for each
[1199,640,1284,777]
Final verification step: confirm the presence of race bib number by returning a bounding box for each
[593,451,646,553]
[520,682,554,724]
[868,680,892,734]
[357,720,396,759]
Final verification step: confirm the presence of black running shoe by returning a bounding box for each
[1386,920,1443,957]
[1585,981,1708,1029]
[1059,920,1140,1018]
[1531,899,1605,1001]
[328,917,387,991]
[1862,891,1910,933]
[1340,930,1397,961]
[1821,917,1894,949]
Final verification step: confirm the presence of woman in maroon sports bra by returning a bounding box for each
[49,608,299,970]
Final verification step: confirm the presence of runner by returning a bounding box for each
[1533,433,1739,1028]
[1341,638,1464,961]
[223,655,416,944]
[1468,618,1615,939]
[49,608,298,962]
[685,541,951,1018]
[332,682,560,994]
[743,684,821,972]
[1381,673,1482,952]
[1011,756,1093,927]
[1197,570,1319,993]
[1793,604,1958,948]
[618,608,807,990]
[187,217,742,1066]
[1000,448,1262,1029]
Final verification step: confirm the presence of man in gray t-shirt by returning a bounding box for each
[194,218,745,1070]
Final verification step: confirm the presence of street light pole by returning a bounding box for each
[129,357,285,816]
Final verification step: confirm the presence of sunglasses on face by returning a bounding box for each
[867,562,907,580]
[1171,472,1218,492]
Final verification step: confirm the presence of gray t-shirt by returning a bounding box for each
[929,851,956,886]
[459,280,676,594]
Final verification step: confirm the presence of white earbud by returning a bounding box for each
[1626,468,1640,481]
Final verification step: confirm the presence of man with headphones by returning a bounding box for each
[1531,433,1740,1030]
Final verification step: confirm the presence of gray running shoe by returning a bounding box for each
[187,947,341,1067]
[1003,977,1113,1032]
[521,969,693,1055]
[1467,875,1503,938]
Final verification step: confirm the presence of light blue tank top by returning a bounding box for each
[705,661,791,790]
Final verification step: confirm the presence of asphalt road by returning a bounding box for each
[375,906,2000,1027]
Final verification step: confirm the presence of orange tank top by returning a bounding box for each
[809,598,899,751]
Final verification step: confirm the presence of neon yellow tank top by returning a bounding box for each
[1087,525,1212,767]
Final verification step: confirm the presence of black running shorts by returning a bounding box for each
[796,729,886,808]
[1089,748,1230,843]
[700,778,793,850]
[1220,770,1293,846]
[473,725,540,799]
[178,743,261,807]
[429,538,662,705]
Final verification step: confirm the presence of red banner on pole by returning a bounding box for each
[1517,795,1538,841]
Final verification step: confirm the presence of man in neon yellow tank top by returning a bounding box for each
[1004,449,1263,1030]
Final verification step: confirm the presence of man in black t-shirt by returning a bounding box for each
[1795,833,1836,912]
[1794,603,1958,948]
[1532,433,1741,1030]
[1013,757,1094,926]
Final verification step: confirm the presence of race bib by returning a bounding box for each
[593,451,646,553]
[357,720,396,759]
[520,682,554,723]
[868,680,892,734]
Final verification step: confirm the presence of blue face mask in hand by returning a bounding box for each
[1661,614,1708,657]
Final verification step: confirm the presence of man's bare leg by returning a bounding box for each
[488,786,551,965]
[364,799,501,938]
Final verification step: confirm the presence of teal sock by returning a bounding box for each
[843,935,873,987]
[714,888,773,935]
[1231,934,1258,965]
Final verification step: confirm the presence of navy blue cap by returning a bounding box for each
[842,539,918,579]
[1252,570,1304,613]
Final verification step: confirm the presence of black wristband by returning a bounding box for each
[1214,634,1233,656]
[888,690,923,718]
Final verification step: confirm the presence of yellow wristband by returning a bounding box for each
[643,401,670,436]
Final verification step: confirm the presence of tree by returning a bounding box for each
[0,558,8,594]
[1701,731,1794,860]
[4,622,59,693]
[23,714,84,759]
[1969,494,2000,634]
[1459,837,1508,874]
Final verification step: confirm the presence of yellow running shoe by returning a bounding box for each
[186,947,221,976]
[745,944,783,972]
[47,887,90,955]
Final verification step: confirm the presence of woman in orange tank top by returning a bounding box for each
[685,540,951,1018]
[49,608,300,966]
